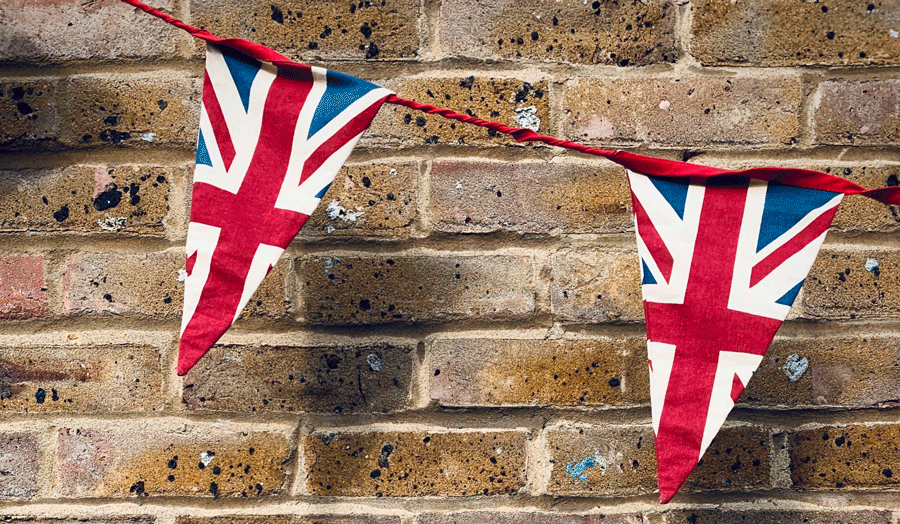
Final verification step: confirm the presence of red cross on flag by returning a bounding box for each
[177,38,391,375]
[622,155,843,502]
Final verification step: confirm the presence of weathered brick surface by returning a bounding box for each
[0,432,39,499]
[690,0,900,67]
[547,425,769,496]
[822,165,900,232]
[2,519,153,524]
[57,426,291,498]
[813,80,900,146]
[789,424,900,490]
[63,252,287,318]
[364,77,549,147]
[178,517,399,524]
[191,0,421,59]
[0,165,174,234]
[741,336,900,408]
[429,338,648,407]
[551,250,642,323]
[300,254,535,325]
[182,343,413,413]
[561,76,802,148]
[302,160,418,237]
[0,345,162,413]
[304,430,527,496]
[419,513,642,524]
[801,248,900,320]
[430,160,632,234]
[65,74,201,148]
[0,256,45,319]
[661,509,892,524]
[440,0,675,66]
[0,0,182,63]
[0,79,59,151]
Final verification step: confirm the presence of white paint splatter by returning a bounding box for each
[326,225,335,233]
[177,269,188,282]
[366,353,382,371]
[326,200,364,222]
[659,100,671,110]
[141,133,157,142]
[97,217,126,231]
[456,180,463,190]
[324,257,340,276]
[866,257,880,276]
[891,29,899,38]
[200,451,215,467]
[782,353,809,382]
[389,168,398,176]
[514,105,541,131]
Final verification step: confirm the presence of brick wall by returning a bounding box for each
[1,0,900,522]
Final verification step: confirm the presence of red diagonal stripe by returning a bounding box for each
[632,195,673,283]
[749,207,838,287]
[202,70,236,171]
[300,100,386,186]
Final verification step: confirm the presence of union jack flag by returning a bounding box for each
[178,42,391,375]
[628,169,842,502]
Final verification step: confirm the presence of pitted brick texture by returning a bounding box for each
[304,430,527,496]
[302,160,418,237]
[0,345,162,413]
[57,426,291,498]
[813,80,900,146]
[300,254,535,325]
[429,338,648,407]
[182,343,414,413]
[742,336,900,408]
[178,517,400,524]
[561,76,802,148]
[63,252,288,318]
[0,0,182,63]
[440,0,676,66]
[430,160,632,234]
[661,509,892,524]
[365,77,549,147]
[0,256,45,319]
[191,0,420,60]
[419,513,643,524]
[690,0,900,67]
[547,425,769,496]
[0,165,174,234]
[788,424,900,490]
[0,79,59,151]
[801,248,900,320]
[0,432,39,499]
[551,250,643,323]
[65,74,201,148]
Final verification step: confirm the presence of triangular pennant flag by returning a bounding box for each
[625,164,842,503]
[177,40,391,375]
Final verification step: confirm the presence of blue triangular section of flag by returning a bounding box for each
[195,130,212,166]
[757,183,839,252]
[221,46,262,112]
[648,176,690,219]
[641,258,657,285]
[309,70,381,139]
[775,280,805,306]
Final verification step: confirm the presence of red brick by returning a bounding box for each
[0,256,46,319]
[419,513,642,524]
[304,429,527,496]
[550,250,643,323]
[547,425,769,496]
[182,343,414,413]
[690,0,900,67]
[0,344,162,413]
[741,336,900,408]
[191,0,421,60]
[561,76,802,148]
[0,0,182,63]
[813,80,900,146]
[429,338,648,407]
[0,79,59,151]
[430,160,632,234]
[0,432,39,499]
[661,509,891,524]
[0,165,175,235]
[57,425,291,498]
[788,424,900,491]
[300,254,535,325]
[440,0,675,66]
[801,248,900,320]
